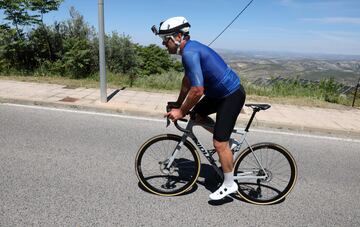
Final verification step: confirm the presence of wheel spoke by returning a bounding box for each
[235,144,296,204]
[136,135,199,195]
[271,175,290,184]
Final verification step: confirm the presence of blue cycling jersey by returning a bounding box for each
[182,40,240,99]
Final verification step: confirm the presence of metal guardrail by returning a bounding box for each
[352,78,360,107]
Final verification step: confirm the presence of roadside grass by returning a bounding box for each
[242,78,359,108]
[0,74,101,89]
[1,72,359,108]
[0,72,182,92]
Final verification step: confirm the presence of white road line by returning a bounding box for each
[2,102,360,143]
[1,102,165,123]
[252,129,360,143]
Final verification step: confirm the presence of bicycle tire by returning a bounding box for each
[135,134,201,196]
[234,142,297,205]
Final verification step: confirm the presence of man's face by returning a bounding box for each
[162,36,178,54]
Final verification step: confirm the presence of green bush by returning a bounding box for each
[62,37,94,78]
[106,32,138,74]
[133,70,183,91]
[136,44,182,76]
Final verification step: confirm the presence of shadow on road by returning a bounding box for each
[136,161,287,206]
[137,181,198,196]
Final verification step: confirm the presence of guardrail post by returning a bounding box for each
[352,77,360,107]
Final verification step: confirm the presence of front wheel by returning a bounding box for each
[135,134,201,196]
[234,143,297,205]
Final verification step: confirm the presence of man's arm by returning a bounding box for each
[165,85,203,121]
[180,86,204,114]
[176,75,191,106]
[166,51,204,121]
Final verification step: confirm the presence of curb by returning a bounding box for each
[0,97,164,118]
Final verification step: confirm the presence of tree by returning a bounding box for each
[28,0,63,60]
[0,25,13,71]
[63,37,93,78]
[64,6,92,40]
[106,32,138,74]
[0,0,64,71]
[59,7,96,77]
[29,0,63,23]
[137,44,177,75]
[0,2,181,79]
[0,0,39,39]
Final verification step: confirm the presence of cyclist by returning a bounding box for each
[152,16,246,200]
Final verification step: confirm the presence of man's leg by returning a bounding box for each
[209,86,246,200]
[213,139,233,172]
[192,96,217,133]
[195,114,215,134]
[208,139,238,200]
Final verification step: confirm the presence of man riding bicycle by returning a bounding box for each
[152,16,246,200]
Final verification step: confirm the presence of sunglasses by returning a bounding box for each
[160,35,174,43]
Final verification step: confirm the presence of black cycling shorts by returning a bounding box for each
[193,84,246,142]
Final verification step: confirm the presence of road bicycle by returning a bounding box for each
[135,102,297,205]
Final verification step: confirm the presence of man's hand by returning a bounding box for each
[164,108,185,122]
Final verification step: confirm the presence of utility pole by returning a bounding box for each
[352,77,360,107]
[98,0,107,102]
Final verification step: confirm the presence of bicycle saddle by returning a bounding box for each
[245,103,271,111]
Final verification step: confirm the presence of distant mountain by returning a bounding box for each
[216,49,360,61]
[216,49,360,86]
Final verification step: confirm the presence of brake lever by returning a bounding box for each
[166,104,171,128]
[166,117,170,127]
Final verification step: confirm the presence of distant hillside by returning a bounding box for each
[217,50,360,86]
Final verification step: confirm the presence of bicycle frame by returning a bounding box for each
[165,118,268,181]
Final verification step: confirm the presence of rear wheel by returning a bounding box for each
[135,134,201,196]
[234,143,297,205]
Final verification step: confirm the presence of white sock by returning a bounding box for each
[223,172,234,187]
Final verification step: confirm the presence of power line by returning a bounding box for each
[208,0,255,46]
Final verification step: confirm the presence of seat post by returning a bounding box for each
[245,108,259,132]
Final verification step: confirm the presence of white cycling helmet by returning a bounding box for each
[151,16,191,41]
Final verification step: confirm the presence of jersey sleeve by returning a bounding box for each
[182,51,204,87]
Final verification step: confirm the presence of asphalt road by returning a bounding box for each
[1,103,359,226]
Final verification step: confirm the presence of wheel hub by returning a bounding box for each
[262,168,272,182]
[159,160,176,174]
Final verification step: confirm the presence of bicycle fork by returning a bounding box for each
[165,135,188,170]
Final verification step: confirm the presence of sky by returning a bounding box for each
[2,0,360,55]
